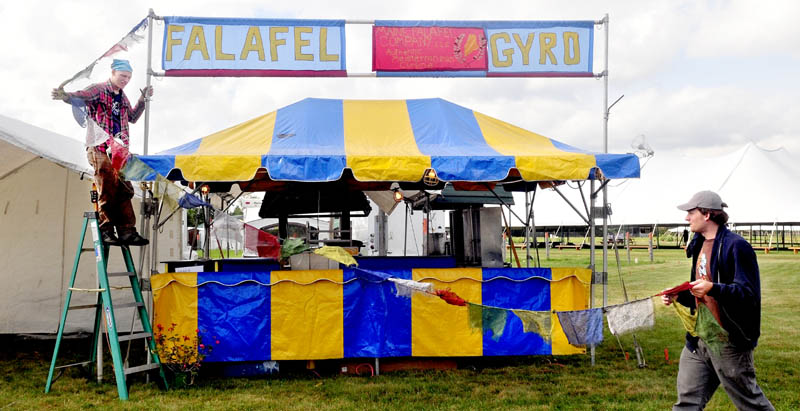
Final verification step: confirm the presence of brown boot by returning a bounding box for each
[118,231,149,246]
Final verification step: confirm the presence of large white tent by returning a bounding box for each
[0,114,182,334]
[512,142,800,227]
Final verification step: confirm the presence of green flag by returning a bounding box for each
[511,309,552,344]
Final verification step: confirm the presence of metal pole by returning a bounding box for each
[602,13,610,310]
[143,9,154,156]
[403,203,408,257]
[589,178,596,366]
[525,190,530,267]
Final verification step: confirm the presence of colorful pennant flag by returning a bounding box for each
[388,278,433,297]
[59,17,148,89]
[671,300,698,337]
[101,17,148,58]
[211,210,244,250]
[120,155,157,181]
[434,289,467,307]
[467,303,508,341]
[656,281,693,297]
[511,309,552,344]
[314,246,358,267]
[244,223,280,259]
[695,303,729,357]
[154,175,182,212]
[557,308,604,346]
[179,193,213,209]
[605,298,655,336]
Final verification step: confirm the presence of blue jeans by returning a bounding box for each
[674,339,773,410]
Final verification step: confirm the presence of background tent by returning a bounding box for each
[611,142,800,224]
[505,142,800,227]
[0,114,183,334]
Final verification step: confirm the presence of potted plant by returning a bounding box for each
[153,323,218,388]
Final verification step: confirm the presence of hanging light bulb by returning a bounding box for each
[200,185,210,195]
[423,168,439,186]
[390,182,404,203]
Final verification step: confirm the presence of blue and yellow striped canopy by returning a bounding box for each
[136,98,639,183]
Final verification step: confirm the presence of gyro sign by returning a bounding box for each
[373,20,595,77]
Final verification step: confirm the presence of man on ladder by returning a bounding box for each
[52,58,150,245]
[47,59,167,399]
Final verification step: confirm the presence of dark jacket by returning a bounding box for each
[676,225,761,351]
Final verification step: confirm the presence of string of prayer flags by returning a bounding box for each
[434,289,467,307]
[388,278,434,297]
[60,17,148,89]
[557,308,604,346]
[656,281,693,297]
[605,298,655,336]
[314,246,358,267]
[671,301,698,337]
[695,303,729,357]
[467,303,508,341]
[511,309,552,344]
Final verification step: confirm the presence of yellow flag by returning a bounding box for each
[154,174,181,212]
[672,301,698,337]
[313,246,358,267]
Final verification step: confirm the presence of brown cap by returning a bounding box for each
[677,190,728,211]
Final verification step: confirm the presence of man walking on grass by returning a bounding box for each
[662,190,773,410]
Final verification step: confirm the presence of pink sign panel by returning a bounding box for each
[373,26,488,71]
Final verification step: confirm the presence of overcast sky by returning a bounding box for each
[2,0,798,162]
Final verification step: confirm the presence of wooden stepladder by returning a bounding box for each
[45,211,168,400]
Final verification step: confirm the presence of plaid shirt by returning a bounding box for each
[67,80,145,152]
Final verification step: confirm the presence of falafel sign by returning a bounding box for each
[372,20,594,77]
[162,17,346,77]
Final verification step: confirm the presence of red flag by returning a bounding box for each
[435,289,467,306]
[655,281,692,297]
[244,223,280,259]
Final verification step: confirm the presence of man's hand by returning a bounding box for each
[661,293,673,306]
[51,87,69,102]
[690,279,713,299]
[139,85,154,102]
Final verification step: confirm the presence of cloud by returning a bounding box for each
[0,0,797,161]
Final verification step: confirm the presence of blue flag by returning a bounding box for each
[557,308,604,346]
[179,194,212,209]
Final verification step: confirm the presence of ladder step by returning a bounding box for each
[68,303,99,311]
[55,360,93,370]
[118,332,152,342]
[124,363,160,375]
[108,271,136,277]
[68,287,105,293]
[80,247,94,253]
[114,302,144,309]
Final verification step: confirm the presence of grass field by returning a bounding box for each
[1,248,797,410]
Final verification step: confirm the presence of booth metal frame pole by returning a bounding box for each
[602,13,610,312]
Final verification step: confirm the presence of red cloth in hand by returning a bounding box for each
[655,281,692,296]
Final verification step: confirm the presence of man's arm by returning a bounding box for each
[127,86,153,123]
[51,83,104,104]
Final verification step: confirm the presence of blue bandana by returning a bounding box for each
[111,59,132,72]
